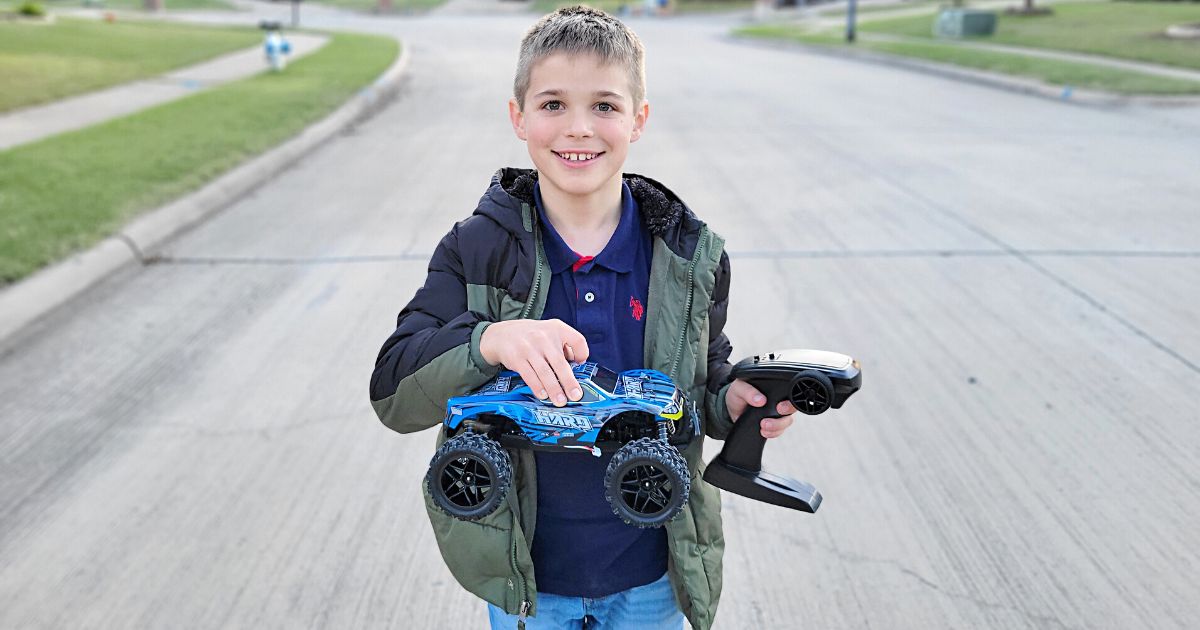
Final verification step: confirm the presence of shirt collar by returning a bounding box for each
[535,181,641,275]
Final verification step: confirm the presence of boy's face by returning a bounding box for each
[509,52,649,205]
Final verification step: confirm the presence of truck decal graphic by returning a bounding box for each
[531,409,593,431]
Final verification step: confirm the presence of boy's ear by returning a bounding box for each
[508,98,527,141]
[629,100,650,144]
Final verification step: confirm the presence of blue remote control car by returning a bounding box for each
[425,363,700,528]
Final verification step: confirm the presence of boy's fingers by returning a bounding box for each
[517,363,548,401]
[726,381,756,422]
[731,380,766,406]
[548,351,583,402]
[559,323,590,363]
[530,357,568,406]
[760,415,794,438]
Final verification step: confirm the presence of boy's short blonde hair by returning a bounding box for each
[513,5,646,111]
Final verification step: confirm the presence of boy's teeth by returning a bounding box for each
[562,153,595,161]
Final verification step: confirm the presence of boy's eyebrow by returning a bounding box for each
[532,89,626,99]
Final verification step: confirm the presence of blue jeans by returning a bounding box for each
[487,573,684,630]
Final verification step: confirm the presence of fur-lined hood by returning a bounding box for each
[474,167,693,238]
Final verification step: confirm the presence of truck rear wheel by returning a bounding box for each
[604,438,690,528]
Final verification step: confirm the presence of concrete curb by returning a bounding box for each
[0,37,410,345]
[728,35,1200,109]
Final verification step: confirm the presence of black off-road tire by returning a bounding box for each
[791,370,834,415]
[604,438,690,528]
[426,433,512,521]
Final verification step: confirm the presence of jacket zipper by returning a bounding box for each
[517,598,530,629]
[668,226,708,381]
[510,534,530,625]
[519,218,544,320]
[514,207,538,622]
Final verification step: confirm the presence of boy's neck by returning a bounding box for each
[538,174,623,257]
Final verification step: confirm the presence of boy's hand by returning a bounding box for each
[479,319,590,407]
[725,379,796,439]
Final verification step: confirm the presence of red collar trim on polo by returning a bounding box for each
[571,255,595,273]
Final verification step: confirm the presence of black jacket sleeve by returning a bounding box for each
[703,249,736,439]
[369,224,501,434]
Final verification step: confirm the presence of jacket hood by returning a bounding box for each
[472,167,691,238]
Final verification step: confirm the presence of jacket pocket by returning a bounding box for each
[422,480,534,614]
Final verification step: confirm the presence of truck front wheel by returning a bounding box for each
[426,433,512,520]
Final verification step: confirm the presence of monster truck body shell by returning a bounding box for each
[443,363,699,456]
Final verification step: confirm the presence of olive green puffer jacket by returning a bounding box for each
[370,168,737,630]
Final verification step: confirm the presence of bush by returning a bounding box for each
[17,1,46,15]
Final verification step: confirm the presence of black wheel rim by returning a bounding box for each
[439,455,493,509]
[619,463,673,516]
[792,377,830,412]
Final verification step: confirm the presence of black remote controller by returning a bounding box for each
[703,349,862,512]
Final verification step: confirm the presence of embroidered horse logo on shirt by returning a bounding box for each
[630,296,644,321]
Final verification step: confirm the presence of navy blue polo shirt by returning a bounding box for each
[531,181,665,598]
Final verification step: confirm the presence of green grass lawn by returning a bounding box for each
[0,31,400,285]
[73,0,239,10]
[822,0,940,17]
[736,23,1200,93]
[304,0,445,13]
[0,0,238,11]
[530,0,753,15]
[860,1,1200,70]
[0,17,258,113]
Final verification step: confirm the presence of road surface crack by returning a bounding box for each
[787,532,1078,630]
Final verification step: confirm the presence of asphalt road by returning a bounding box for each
[2,4,1198,628]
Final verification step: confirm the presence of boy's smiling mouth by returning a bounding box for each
[552,150,605,167]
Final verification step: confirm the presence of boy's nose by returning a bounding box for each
[565,112,593,138]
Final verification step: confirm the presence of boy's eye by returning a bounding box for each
[595,102,616,113]
[542,101,563,111]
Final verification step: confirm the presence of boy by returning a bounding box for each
[369,7,797,629]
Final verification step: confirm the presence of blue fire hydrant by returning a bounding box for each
[262,25,292,72]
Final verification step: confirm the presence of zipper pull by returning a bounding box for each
[517,600,530,629]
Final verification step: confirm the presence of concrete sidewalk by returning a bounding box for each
[744,4,1200,104]
[800,0,1077,23]
[0,32,408,343]
[861,31,1200,84]
[0,32,328,152]
[774,0,1200,84]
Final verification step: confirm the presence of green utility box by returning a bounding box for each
[934,9,997,38]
